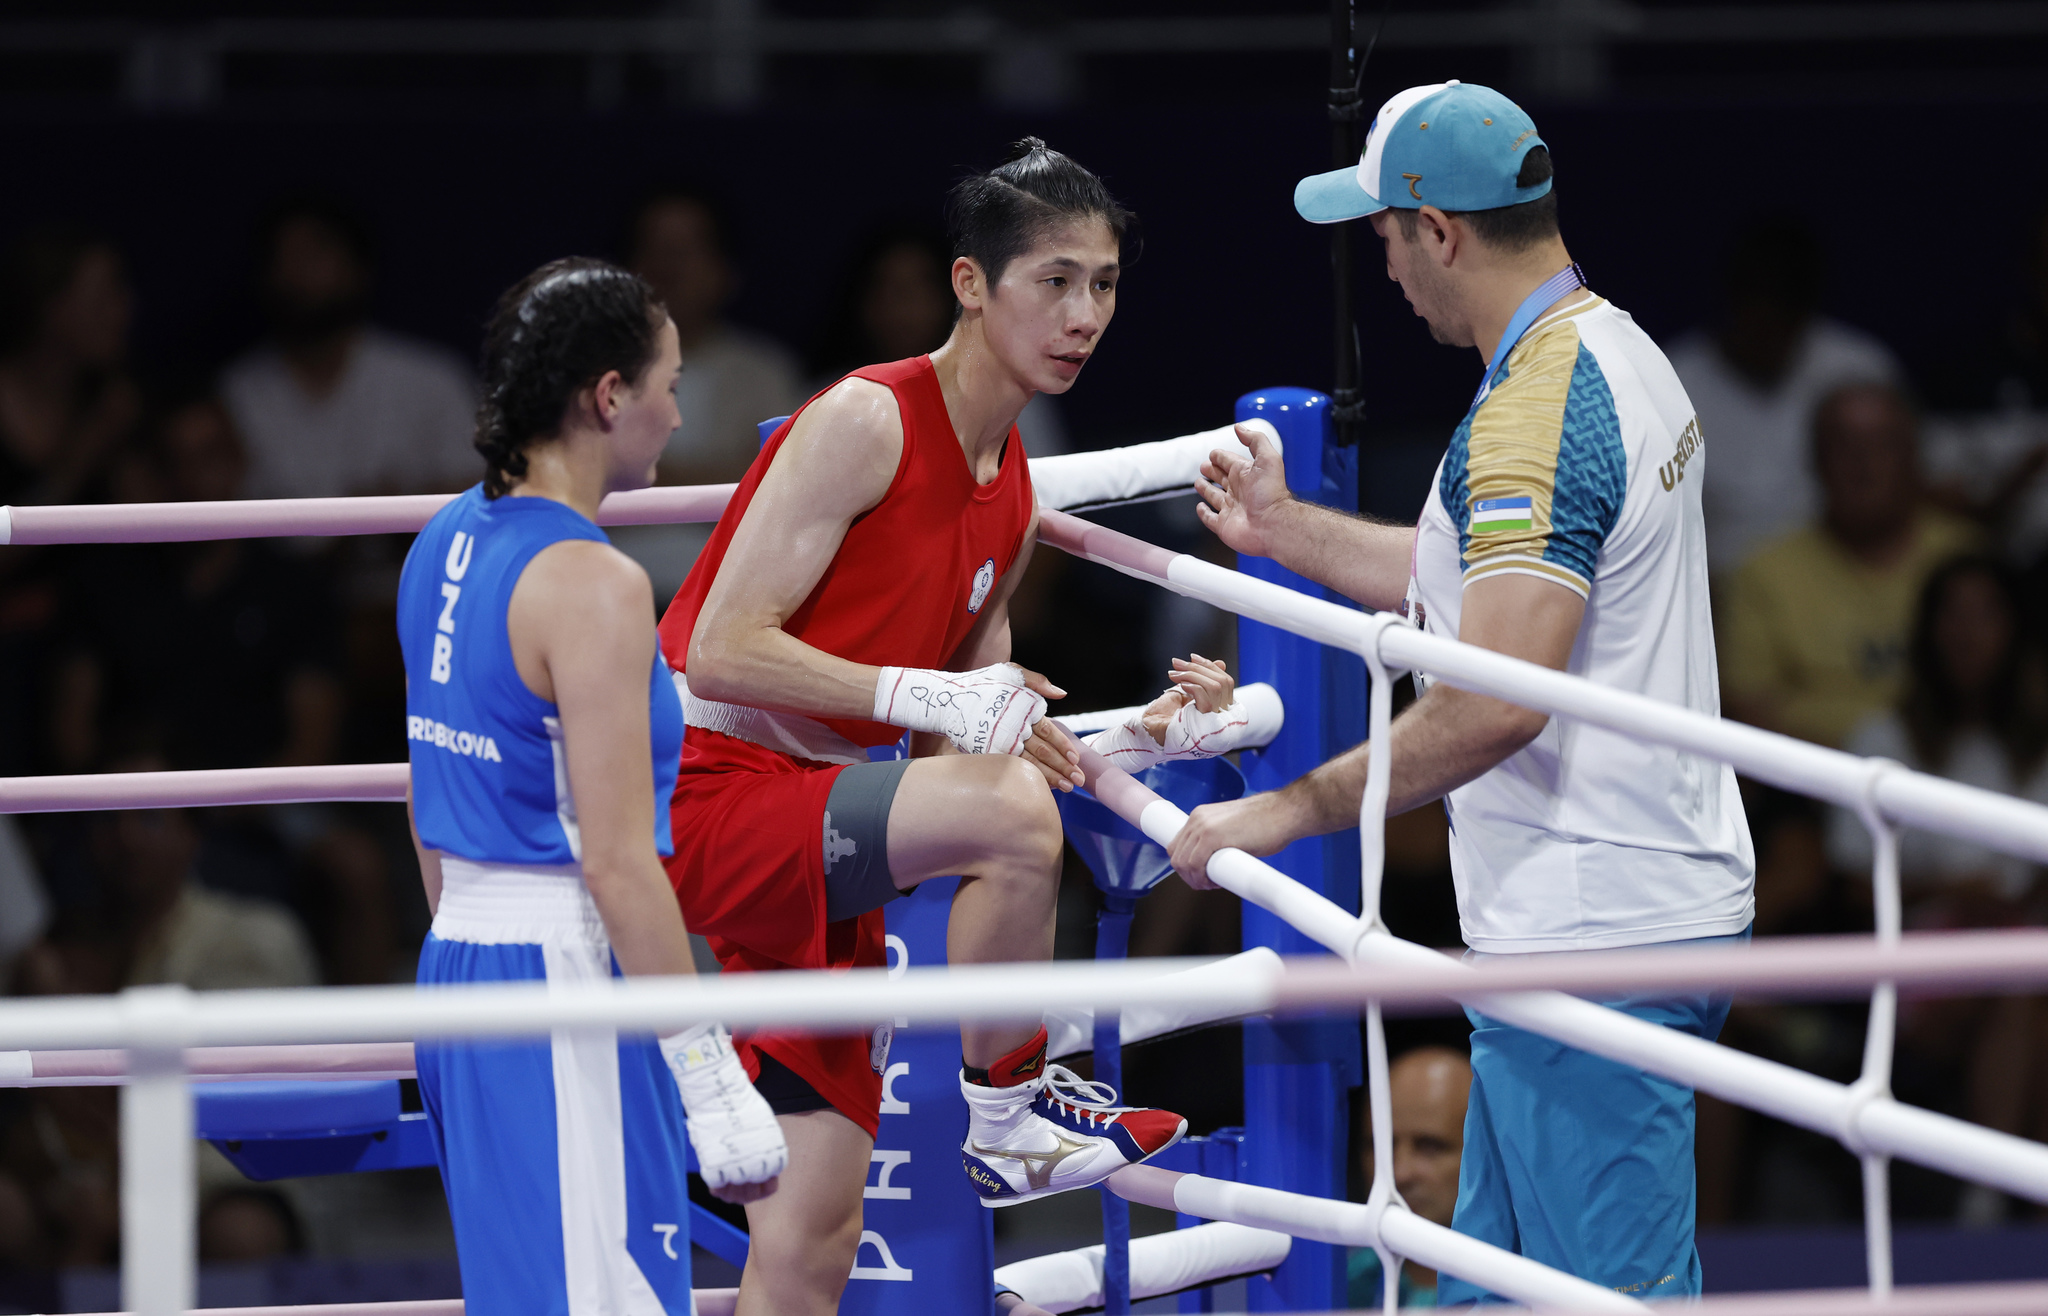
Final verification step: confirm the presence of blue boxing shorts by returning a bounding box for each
[1436,928,1749,1307]
[415,859,694,1316]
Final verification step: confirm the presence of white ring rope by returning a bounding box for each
[1107,1163,1641,1312]
[55,1282,2048,1316]
[992,1220,1292,1314]
[9,437,2048,1309]
[1850,761,1906,1296]
[1354,625,1407,1310]
[0,934,2042,1053]
[1034,508,2048,863]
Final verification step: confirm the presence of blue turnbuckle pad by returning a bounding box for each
[197,1080,435,1181]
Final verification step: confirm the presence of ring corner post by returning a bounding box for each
[1231,388,1366,1311]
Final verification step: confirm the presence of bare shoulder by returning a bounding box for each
[769,375,903,512]
[516,538,654,629]
[791,375,901,446]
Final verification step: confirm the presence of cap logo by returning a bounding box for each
[1402,173,1423,200]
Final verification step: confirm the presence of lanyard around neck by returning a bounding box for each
[1471,262,1588,409]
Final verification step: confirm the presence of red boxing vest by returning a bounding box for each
[657,356,1036,1135]
[660,354,1035,719]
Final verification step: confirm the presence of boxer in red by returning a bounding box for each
[661,139,1186,1315]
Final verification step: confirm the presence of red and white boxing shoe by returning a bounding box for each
[959,1027,1187,1207]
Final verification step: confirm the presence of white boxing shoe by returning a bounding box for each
[958,1037,1186,1207]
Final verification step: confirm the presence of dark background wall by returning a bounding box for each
[7,90,2039,518]
[2,0,2047,1261]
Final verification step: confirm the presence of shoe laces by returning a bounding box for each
[1040,1064,1133,1126]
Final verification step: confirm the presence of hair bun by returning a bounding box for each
[472,256,664,499]
[945,138,1133,289]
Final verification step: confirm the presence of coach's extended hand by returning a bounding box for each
[1166,789,1314,891]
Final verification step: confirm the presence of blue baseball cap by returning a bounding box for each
[1295,81,1550,224]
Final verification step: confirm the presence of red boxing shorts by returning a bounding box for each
[664,726,891,1138]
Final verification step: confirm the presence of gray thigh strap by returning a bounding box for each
[823,757,913,923]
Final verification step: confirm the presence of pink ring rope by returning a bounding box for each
[0,484,736,546]
[5,1042,413,1084]
[0,763,406,813]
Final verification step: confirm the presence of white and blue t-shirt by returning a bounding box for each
[400,485,683,866]
[1407,295,1755,952]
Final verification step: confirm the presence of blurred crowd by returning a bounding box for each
[0,186,1061,1281]
[1676,212,2048,1234]
[0,185,2044,1287]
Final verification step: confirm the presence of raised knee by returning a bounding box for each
[989,756,1063,865]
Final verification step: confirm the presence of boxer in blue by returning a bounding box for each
[400,257,786,1314]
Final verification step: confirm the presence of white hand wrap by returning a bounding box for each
[660,1023,787,1192]
[874,663,1047,756]
[1085,682,1285,771]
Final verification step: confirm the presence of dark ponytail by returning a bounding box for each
[474,257,666,498]
[945,137,1135,290]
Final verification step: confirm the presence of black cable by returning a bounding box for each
[1327,0,1391,446]
[1354,0,1393,101]
[1328,0,1391,122]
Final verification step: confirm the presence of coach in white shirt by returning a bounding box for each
[1170,83,1754,1304]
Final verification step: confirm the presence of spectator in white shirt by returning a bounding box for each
[1667,217,1900,578]
[222,196,476,501]
[615,185,803,600]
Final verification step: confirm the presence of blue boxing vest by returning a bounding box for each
[399,485,682,864]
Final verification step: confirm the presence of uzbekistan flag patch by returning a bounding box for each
[1471,495,1534,533]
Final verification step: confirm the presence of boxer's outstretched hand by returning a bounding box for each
[1167,791,1308,891]
[1197,423,1293,557]
[1139,653,1236,745]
